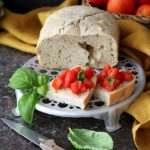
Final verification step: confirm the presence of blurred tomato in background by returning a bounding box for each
[136,4,150,16]
[106,0,135,14]
[135,0,150,5]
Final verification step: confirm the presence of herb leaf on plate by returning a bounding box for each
[77,69,85,81]
[37,74,50,86]
[8,68,38,89]
[37,85,48,96]
[18,90,39,124]
[108,77,115,86]
[68,128,113,150]
[8,67,50,124]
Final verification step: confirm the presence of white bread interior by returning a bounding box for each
[46,76,97,109]
[37,5,119,69]
[94,78,135,106]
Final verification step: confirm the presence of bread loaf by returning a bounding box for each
[37,5,119,69]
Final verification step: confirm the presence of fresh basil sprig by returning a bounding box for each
[18,90,39,124]
[8,68,50,124]
[68,128,113,150]
[108,77,115,86]
[8,68,38,89]
[77,69,85,81]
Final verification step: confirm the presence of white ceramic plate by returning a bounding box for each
[14,54,145,132]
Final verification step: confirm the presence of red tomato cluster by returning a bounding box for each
[88,0,150,16]
[97,64,133,91]
[52,66,95,95]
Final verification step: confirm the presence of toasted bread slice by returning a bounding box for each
[46,75,97,109]
[94,78,135,106]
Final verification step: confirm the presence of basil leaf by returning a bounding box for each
[77,69,85,81]
[108,77,115,86]
[8,68,38,89]
[37,85,48,96]
[68,128,113,150]
[37,74,50,86]
[18,90,39,124]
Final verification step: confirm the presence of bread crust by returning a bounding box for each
[47,75,97,109]
[94,78,136,106]
[83,85,96,109]
[107,79,135,106]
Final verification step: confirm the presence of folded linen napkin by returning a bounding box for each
[0,0,78,53]
[0,1,150,149]
[117,19,150,150]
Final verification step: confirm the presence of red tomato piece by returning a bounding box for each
[63,70,77,88]
[120,71,133,81]
[135,0,150,5]
[84,68,94,79]
[103,64,111,73]
[73,66,82,74]
[52,78,63,90]
[107,0,135,14]
[83,78,94,89]
[102,78,121,91]
[116,72,123,83]
[136,4,150,16]
[70,81,82,94]
[113,79,121,88]
[107,68,119,78]
[97,71,106,83]
[58,69,69,80]
[52,79,58,90]
[80,84,87,93]
[102,79,115,91]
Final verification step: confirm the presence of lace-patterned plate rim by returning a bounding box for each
[14,53,145,118]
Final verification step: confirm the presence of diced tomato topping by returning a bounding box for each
[80,84,87,93]
[107,68,119,78]
[120,71,133,81]
[52,78,63,90]
[70,81,82,94]
[113,79,121,88]
[73,66,82,74]
[83,78,94,89]
[102,77,121,91]
[57,69,69,80]
[63,70,77,88]
[103,64,111,73]
[101,79,114,91]
[116,72,123,83]
[84,68,94,79]
[97,71,106,83]
[97,64,133,91]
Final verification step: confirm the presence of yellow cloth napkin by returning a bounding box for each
[117,19,150,150]
[0,0,78,53]
[0,1,150,149]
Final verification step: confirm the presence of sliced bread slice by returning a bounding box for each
[46,75,97,109]
[94,78,135,106]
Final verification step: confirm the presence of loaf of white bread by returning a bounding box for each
[37,5,119,69]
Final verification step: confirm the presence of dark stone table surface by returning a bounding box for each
[0,46,137,150]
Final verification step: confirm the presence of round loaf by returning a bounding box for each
[37,5,119,69]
